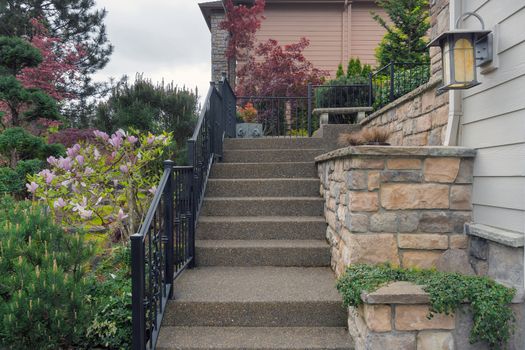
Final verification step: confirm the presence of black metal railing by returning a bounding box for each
[131,77,236,350]
[369,62,430,110]
[237,96,311,137]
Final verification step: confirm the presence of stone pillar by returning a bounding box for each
[210,12,234,87]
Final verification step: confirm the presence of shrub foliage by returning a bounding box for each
[337,264,516,349]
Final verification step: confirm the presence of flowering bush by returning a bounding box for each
[237,102,258,123]
[28,129,173,240]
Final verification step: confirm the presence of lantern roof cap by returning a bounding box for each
[428,29,491,47]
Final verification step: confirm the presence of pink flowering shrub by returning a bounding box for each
[28,129,173,240]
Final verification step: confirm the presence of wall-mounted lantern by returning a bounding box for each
[429,12,492,91]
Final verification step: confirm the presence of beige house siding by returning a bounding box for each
[255,2,387,77]
[350,2,386,65]
[457,0,525,234]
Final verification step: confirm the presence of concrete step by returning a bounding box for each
[163,267,347,327]
[206,178,320,197]
[196,216,327,240]
[195,240,330,267]
[222,149,324,163]
[224,137,326,150]
[157,326,354,350]
[210,162,317,179]
[201,197,324,217]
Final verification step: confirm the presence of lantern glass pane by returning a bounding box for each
[442,40,451,86]
[453,37,475,84]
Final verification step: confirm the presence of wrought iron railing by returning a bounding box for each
[131,77,236,350]
[237,96,310,137]
[369,62,430,110]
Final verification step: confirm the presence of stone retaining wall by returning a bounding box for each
[360,80,449,146]
[316,146,475,277]
[349,282,455,350]
[350,280,524,350]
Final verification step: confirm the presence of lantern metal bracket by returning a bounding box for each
[455,12,493,66]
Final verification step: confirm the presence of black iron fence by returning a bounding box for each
[131,77,236,350]
[370,62,430,110]
[235,62,430,137]
[237,96,311,137]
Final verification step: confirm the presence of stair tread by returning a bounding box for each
[196,239,328,249]
[204,196,324,201]
[157,326,353,350]
[172,267,341,303]
[213,161,315,166]
[198,216,326,223]
[208,178,319,182]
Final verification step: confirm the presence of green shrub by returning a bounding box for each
[316,58,371,111]
[372,64,430,109]
[0,196,94,349]
[337,264,516,349]
[83,245,132,349]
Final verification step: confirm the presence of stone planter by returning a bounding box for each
[236,123,263,138]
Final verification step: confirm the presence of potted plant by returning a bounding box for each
[236,102,263,138]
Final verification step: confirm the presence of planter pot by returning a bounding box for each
[365,141,390,146]
[236,123,263,138]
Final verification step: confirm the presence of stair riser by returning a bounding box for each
[206,179,320,197]
[164,301,347,327]
[224,138,325,150]
[223,150,323,163]
[201,199,323,217]
[195,246,330,267]
[196,220,327,240]
[210,163,317,179]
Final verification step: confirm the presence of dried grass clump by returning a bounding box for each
[338,127,391,146]
[338,132,364,146]
[360,127,390,144]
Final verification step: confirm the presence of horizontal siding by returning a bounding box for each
[473,205,525,234]
[351,3,385,66]
[256,3,343,76]
[472,177,525,210]
[254,2,386,76]
[461,73,525,124]
[460,109,525,148]
[473,144,525,177]
[459,1,525,234]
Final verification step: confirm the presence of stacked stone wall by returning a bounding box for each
[316,146,475,277]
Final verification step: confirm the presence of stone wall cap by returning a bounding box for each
[315,146,476,163]
[361,281,430,305]
[466,223,524,248]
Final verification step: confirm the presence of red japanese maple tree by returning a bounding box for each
[17,19,84,101]
[220,1,326,97]
[237,38,326,97]
[220,0,266,62]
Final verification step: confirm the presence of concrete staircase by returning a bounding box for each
[157,137,353,350]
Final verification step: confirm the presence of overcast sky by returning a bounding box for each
[93,0,212,100]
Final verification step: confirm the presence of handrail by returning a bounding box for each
[131,77,236,350]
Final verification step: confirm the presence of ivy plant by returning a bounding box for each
[337,264,516,349]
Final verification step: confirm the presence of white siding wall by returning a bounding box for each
[457,0,525,234]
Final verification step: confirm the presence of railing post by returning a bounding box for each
[163,160,175,298]
[307,83,313,137]
[368,72,373,107]
[389,62,395,102]
[188,166,196,268]
[131,233,146,350]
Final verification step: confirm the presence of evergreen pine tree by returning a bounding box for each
[372,0,430,67]
[0,36,61,127]
[335,63,345,78]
